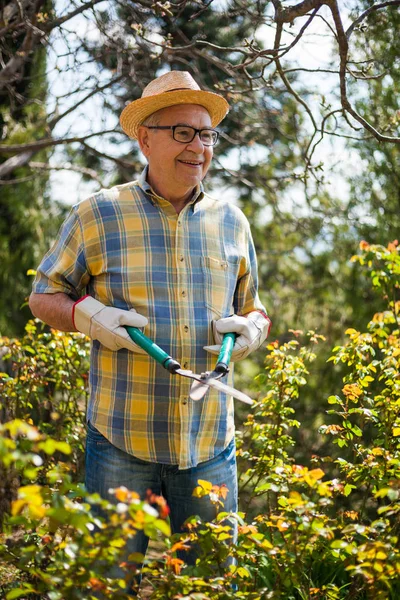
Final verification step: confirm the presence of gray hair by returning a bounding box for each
[141,112,162,127]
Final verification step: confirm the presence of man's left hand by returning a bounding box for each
[203,311,271,362]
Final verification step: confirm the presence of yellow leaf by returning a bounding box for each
[276,519,290,532]
[308,468,325,481]
[192,486,204,498]
[114,487,129,502]
[197,479,213,493]
[11,499,26,516]
[18,484,42,498]
[371,447,384,455]
[287,491,303,506]
[393,428,400,436]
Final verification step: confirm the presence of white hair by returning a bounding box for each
[141,112,162,127]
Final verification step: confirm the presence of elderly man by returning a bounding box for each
[29,71,270,591]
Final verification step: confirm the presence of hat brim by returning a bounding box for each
[120,89,229,140]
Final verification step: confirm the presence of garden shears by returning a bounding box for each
[125,327,253,405]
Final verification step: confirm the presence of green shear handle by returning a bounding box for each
[125,326,252,405]
[214,332,236,374]
[125,326,181,373]
[125,326,235,374]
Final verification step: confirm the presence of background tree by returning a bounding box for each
[0,0,399,347]
[0,0,61,335]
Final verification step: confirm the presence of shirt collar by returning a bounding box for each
[138,166,204,211]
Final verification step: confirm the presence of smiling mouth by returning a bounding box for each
[178,159,203,166]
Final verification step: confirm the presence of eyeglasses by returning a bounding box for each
[145,125,219,146]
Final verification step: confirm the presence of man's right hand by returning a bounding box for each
[73,296,148,353]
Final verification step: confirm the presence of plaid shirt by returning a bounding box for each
[33,168,267,468]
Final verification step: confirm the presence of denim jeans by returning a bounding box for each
[85,421,238,595]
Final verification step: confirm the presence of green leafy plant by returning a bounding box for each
[1,241,399,599]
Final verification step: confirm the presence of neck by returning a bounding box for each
[147,172,196,214]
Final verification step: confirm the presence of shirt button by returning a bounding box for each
[182,398,188,405]
[179,255,184,262]
[183,325,189,333]
[178,221,182,227]
[181,290,187,297]
[183,362,189,369]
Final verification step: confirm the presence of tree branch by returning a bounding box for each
[346,1,400,40]
[28,161,105,186]
[0,151,36,178]
[0,130,119,155]
[328,0,400,143]
[48,75,124,129]
[42,0,108,31]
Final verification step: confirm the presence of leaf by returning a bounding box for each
[328,395,340,404]
[7,587,38,599]
[127,552,145,563]
[197,479,213,493]
[308,468,325,481]
[350,425,362,437]
[154,518,171,537]
[344,484,356,497]
[237,566,251,578]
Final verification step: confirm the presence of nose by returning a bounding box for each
[186,132,205,152]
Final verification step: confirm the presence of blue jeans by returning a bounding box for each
[85,422,238,593]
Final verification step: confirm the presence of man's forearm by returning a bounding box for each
[29,292,76,332]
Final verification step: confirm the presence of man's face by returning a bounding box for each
[138,104,214,201]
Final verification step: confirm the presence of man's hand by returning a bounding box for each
[73,296,148,353]
[204,311,271,362]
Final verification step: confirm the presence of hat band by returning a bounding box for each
[165,87,194,93]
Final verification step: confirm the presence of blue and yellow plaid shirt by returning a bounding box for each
[33,168,267,468]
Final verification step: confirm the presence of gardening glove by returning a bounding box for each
[73,295,148,353]
[204,311,271,362]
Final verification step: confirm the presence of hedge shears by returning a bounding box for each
[125,327,253,405]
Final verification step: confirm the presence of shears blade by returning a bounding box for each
[175,369,253,405]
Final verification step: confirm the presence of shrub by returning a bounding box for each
[0,241,399,599]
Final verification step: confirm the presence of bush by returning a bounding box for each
[0,241,399,599]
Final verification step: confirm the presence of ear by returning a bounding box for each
[137,126,151,158]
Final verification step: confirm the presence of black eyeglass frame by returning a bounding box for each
[145,125,219,146]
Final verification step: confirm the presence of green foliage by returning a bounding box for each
[1,242,400,598]
[0,422,171,599]
[0,320,90,475]
[0,30,61,337]
[347,4,400,244]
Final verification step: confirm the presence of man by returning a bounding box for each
[29,70,270,591]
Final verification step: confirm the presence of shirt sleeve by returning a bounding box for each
[234,222,268,318]
[32,206,90,299]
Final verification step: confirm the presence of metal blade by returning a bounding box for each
[189,378,211,401]
[202,377,254,405]
[175,369,253,405]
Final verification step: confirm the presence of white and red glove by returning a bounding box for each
[204,311,271,362]
[73,295,148,353]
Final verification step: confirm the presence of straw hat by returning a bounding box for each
[120,71,229,140]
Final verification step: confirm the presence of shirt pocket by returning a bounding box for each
[201,255,240,317]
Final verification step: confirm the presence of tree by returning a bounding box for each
[0,0,61,335]
[1,0,399,341]
[347,1,400,243]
